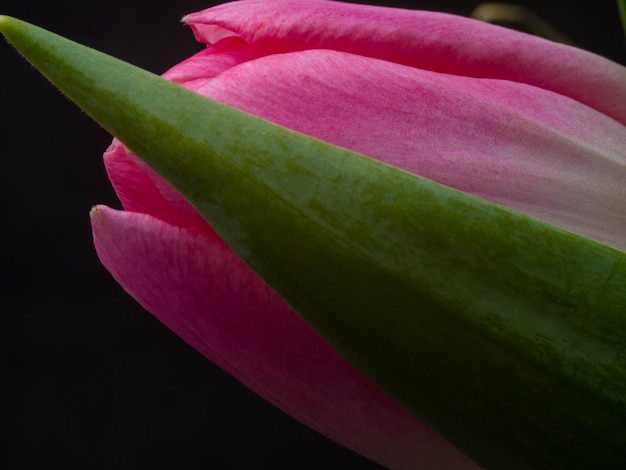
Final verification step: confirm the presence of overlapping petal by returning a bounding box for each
[164,45,626,252]
[91,205,478,469]
[183,0,626,125]
[92,1,626,469]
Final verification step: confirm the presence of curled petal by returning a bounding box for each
[91,205,478,470]
[103,140,207,229]
[162,36,270,90]
[184,0,626,125]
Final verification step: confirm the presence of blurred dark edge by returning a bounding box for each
[2,1,623,469]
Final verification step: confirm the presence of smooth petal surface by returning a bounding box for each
[184,0,626,125]
[164,46,626,252]
[91,205,478,470]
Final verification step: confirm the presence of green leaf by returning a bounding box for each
[2,15,626,469]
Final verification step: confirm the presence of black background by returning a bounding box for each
[2,1,624,469]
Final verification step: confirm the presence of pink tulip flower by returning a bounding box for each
[90,1,626,468]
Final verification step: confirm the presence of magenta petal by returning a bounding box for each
[103,140,207,229]
[90,205,478,470]
[157,48,626,252]
[162,36,270,91]
[183,0,626,125]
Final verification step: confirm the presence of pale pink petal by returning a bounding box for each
[91,205,479,470]
[183,0,626,126]
[151,48,626,252]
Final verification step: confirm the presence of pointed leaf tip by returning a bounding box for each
[0,15,13,33]
[0,15,21,35]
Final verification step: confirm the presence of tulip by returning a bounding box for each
[100,0,626,253]
[2,2,626,469]
[89,0,626,468]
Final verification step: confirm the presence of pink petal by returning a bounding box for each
[103,140,207,229]
[91,205,479,470]
[103,36,271,227]
[183,0,626,126]
[139,47,626,252]
[162,36,270,91]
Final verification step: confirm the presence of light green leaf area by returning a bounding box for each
[2,15,625,469]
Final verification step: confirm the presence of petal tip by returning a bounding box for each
[90,204,104,217]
